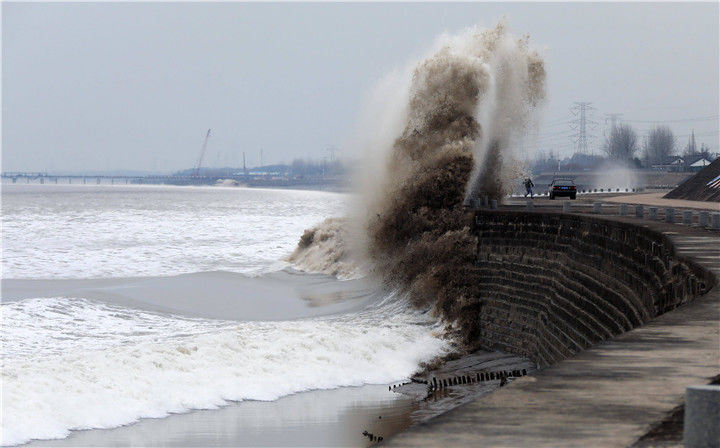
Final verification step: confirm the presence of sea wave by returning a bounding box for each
[286,218,369,280]
[1,186,348,280]
[0,296,449,446]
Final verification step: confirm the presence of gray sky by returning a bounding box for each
[3,2,718,172]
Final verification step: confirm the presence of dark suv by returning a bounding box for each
[548,178,577,200]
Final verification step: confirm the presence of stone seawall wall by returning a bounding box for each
[473,211,715,367]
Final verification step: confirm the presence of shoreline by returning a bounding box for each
[21,384,416,448]
[17,348,528,448]
[4,272,527,447]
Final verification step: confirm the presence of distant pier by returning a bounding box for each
[1,172,349,189]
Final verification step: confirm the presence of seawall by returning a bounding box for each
[388,204,720,447]
[472,210,714,367]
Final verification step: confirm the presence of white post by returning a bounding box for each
[665,208,675,223]
[635,205,644,218]
[699,212,709,227]
[683,385,720,448]
[711,213,720,230]
[682,211,693,226]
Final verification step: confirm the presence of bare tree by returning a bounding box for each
[643,126,676,167]
[699,143,712,160]
[602,123,638,163]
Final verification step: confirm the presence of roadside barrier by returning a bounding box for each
[711,213,720,230]
[665,208,675,223]
[682,211,693,226]
[635,205,644,218]
[699,212,709,227]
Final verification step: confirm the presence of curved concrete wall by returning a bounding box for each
[473,211,715,367]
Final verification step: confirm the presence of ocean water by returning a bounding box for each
[0,184,450,446]
[2,184,348,279]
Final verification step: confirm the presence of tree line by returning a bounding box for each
[602,124,713,168]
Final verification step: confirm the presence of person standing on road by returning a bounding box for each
[524,178,535,198]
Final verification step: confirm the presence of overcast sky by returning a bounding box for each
[3,2,718,172]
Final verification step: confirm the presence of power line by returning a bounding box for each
[623,114,719,124]
[533,128,576,139]
[540,120,574,129]
[542,116,574,126]
[635,128,719,136]
[675,130,720,138]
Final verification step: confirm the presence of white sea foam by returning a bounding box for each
[0,169,449,447]
[1,185,348,279]
[0,296,450,446]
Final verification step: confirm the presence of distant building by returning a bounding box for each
[688,156,713,171]
[652,154,718,172]
[652,156,685,172]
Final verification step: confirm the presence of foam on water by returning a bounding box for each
[1,295,450,446]
[1,185,348,279]
[0,185,451,445]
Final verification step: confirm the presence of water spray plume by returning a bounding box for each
[292,22,546,346]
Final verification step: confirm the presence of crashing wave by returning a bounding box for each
[291,22,546,345]
[286,218,369,280]
[1,296,449,446]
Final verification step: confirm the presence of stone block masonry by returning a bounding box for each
[388,211,720,447]
[472,210,714,367]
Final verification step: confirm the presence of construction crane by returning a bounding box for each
[194,129,212,177]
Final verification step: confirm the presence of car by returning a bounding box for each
[548,178,577,200]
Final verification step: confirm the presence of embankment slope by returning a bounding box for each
[472,211,714,367]
[664,158,720,202]
[388,212,719,447]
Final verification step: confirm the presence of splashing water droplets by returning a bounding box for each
[292,22,546,344]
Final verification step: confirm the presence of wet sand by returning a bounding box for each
[24,385,416,447]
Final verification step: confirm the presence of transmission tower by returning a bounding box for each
[605,113,623,130]
[570,102,598,155]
